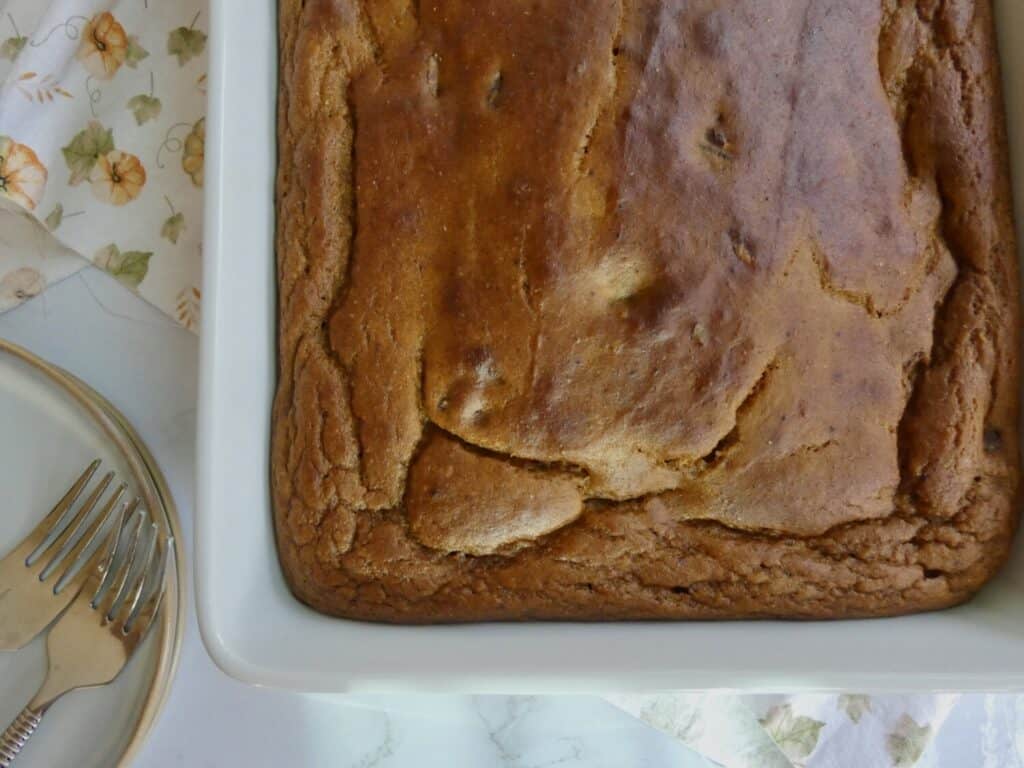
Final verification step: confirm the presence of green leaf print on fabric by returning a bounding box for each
[44,203,63,231]
[62,121,114,186]
[127,94,162,125]
[93,243,151,288]
[887,714,931,767]
[838,694,872,724]
[759,704,824,763]
[167,26,206,66]
[0,36,26,61]
[126,36,149,69]
[161,212,185,243]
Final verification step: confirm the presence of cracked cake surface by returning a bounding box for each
[273,0,1020,622]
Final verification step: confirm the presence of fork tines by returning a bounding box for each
[0,459,146,652]
[92,506,169,635]
[25,460,130,592]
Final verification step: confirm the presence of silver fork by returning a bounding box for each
[0,460,134,651]
[0,506,169,767]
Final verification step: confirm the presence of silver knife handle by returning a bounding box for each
[0,706,43,767]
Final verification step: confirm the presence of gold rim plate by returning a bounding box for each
[0,338,185,768]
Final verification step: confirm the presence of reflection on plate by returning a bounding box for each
[0,338,184,768]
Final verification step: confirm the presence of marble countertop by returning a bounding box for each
[0,268,715,768]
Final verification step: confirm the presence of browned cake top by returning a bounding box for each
[273,0,1019,621]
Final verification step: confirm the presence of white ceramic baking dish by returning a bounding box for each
[197,0,1024,692]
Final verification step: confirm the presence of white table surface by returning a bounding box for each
[0,268,715,768]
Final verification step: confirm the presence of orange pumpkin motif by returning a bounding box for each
[182,118,205,188]
[0,268,45,305]
[76,13,129,80]
[89,150,146,205]
[0,136,47,211]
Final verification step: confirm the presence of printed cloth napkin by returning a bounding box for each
[0,0,205,330]
[604,693,974,768]
[1,2,1023,767]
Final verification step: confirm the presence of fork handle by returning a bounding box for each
[0,706,43,767]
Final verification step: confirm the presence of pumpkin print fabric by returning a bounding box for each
[0,0,205,328]
[0,135,47,210]
[89,149,146,205]
[76,12,129,80]
[182,117,204,188]
[607,693,968,768]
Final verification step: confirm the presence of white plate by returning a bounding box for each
[0,343,183,766]
[197,0,1024,692]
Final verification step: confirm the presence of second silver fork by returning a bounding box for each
[0,506,169,767]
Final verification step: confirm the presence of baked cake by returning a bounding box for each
[272,0,1020,621]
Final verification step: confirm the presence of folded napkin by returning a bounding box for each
[605,693,963,768]
[0,0,205,331]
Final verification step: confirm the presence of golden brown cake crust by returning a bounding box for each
[272,0,1020,622]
